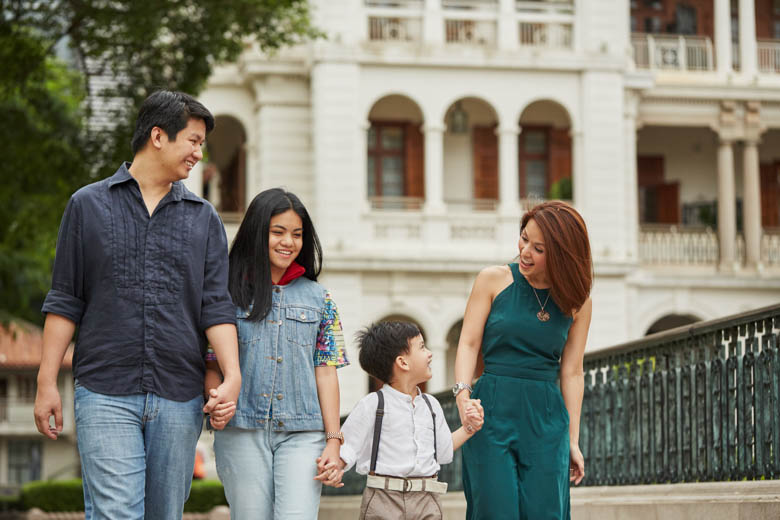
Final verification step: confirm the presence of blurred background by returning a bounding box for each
[1,0,779,503]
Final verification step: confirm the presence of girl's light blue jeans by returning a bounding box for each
[74,381,204,520]
[214,425,325,519]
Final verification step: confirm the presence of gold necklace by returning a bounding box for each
[532,287,551,322]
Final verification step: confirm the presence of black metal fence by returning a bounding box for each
[325,303,780,495]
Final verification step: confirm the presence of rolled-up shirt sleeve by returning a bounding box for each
[199,207,236,331]
[42,196,85,324]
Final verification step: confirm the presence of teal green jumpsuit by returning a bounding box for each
[462,263,573,520]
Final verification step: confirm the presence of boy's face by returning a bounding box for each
[403,334,432,385]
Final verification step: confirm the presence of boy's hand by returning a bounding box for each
[314,455,345,488]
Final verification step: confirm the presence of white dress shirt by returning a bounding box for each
[340,384,454,477]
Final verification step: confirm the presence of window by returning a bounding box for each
[16,375,36,401]
[367,124,405,198]
[367,122,424,208]
[520,128,549,199]
[8,440,41,485]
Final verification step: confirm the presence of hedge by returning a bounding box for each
[16,479,226,513]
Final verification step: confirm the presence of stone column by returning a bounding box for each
[423,0,444,46]
[497,0,518,51]
[498,125,520,216]
[715,0,733,76]
[424,124,446,214]
[571,128,586,216]
[717,138,738,271]
[743,138,762,269]
[739,0,757,77]
[624,92,640,263]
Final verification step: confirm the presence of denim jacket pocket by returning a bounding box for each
[285,306,319,347]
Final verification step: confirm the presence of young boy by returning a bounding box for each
[324,321,484,519]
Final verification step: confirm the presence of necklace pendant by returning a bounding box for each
[537,310,551,322]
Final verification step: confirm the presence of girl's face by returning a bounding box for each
[518,218,548,285]
[268,209,303,282]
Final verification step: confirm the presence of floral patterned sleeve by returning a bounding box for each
[314,292,349,368]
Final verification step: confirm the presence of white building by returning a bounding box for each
[191,0,780,413]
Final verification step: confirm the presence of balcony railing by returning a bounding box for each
[639,225,719,265]
[758,40,780,73]
[444,19,497,45]
[368,16,423,42]
[582,303,780,485]
[0,398,36,429]
[516,0,573,15]
[631,33,714,72]
[762,228,780,267]
[519,21,572,49]
[368,196,425,210]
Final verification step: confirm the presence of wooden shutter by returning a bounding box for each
[761,162,779,227]
[637,155,664,186]
[549,128,572,186]
[472,125,498,200]
[656,182,680,224]
[404,123,424,198]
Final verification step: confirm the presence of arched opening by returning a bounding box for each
[367,95,425,210]
[645,313,702,335]
[367,314,428,393]
[518,100,572,205]
[203,115,247,215]
[442,97,499,211]
[445,319,483,388]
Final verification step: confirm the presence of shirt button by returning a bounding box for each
[276,393,283,400]
[277,356,283,363]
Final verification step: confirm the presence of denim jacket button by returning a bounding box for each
[274,287,281,293]
[277,356,283,363]
[299,313,306,320]
[276,393,283,400]
[278,421,284,427]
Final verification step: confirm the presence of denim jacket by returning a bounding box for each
[228,277,343,432]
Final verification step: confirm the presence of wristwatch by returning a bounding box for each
[326,431,344,445]
[452,382,473,397]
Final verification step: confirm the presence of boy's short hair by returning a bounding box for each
[357,321,421,385]
[131,90,215,155]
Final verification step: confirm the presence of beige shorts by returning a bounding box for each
[359,486,443,520]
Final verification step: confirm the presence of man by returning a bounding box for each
[34,91,241,519]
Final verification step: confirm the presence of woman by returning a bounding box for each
[205,188,348,519]
[454,200,593,520]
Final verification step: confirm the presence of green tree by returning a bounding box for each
[0,0,320,323]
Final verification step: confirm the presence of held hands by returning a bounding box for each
[203,374,240,430]
[457,395,485,435]
[314,442,345,488]
[569,443,585,485]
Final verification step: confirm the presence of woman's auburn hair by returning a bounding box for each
[521,200,593,317]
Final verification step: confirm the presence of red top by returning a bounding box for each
[276,262,306,286]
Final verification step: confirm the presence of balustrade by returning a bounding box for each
[758,40,780,74]
[631,34,714,72]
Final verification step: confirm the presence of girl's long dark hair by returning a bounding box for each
[228,188,322,321]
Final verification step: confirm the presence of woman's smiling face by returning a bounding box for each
[518,218,548,286]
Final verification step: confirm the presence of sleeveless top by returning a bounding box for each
[481,263,573,382]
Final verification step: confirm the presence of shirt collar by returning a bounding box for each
[382,383,422,402]
[107,162,202,204]
[275,262,306,286]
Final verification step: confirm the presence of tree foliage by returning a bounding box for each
[0,0,319,323]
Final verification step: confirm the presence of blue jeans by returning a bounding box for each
[214,426,325,519]
[74,382,204,520]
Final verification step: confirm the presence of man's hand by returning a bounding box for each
[203,375,240,430]
[34,383,63,440]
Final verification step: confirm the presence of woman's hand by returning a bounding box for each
[314,443,345,488]
[457,394,483,434]
[569,443,585,485]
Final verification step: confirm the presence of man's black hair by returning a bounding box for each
[228,188,322,321]
[357,321,422,385]
[131,90,215,155]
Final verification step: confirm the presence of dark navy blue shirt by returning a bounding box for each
[42,163,236,401]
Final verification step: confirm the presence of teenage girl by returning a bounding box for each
[205,188,348,519]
